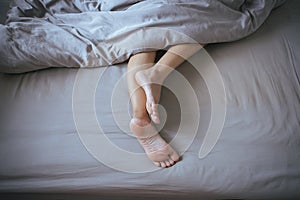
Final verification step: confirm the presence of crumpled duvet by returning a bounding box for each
[0,0,285,73]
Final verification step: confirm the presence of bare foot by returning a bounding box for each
[130,118,180,168]
[135,68,163,124]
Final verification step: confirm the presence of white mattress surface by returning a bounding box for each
[0,0,299,199]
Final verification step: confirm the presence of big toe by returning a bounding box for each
[170,151,180,162]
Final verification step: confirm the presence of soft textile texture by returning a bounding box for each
[0,0,300,199]
[0,0,285,73]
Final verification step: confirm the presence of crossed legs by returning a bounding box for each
[127,44,202,168]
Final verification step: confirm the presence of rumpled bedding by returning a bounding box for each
[0,1,300,199]
[0,0,285,73]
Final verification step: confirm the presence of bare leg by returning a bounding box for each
[135,43,203,124]
[127,52,180,168]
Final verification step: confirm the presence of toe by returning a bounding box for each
[169,159,175,165]
[160,162,167,168]
[154,162,161,167]
[165,160,171,167]
[170,152,180,162]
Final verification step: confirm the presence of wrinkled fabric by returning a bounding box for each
[0,1,300,199]
[0,0,285,73]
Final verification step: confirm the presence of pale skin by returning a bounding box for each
[127,43,203,168]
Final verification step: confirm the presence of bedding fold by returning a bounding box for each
[0,0,285,73]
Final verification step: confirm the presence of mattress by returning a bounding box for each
[0,0,300,199]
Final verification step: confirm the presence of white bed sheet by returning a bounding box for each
[0,0,299,199]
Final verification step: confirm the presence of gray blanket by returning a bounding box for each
[0,0,285,73]
[0,1,300,199]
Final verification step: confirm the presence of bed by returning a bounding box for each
[0,0,299,199]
